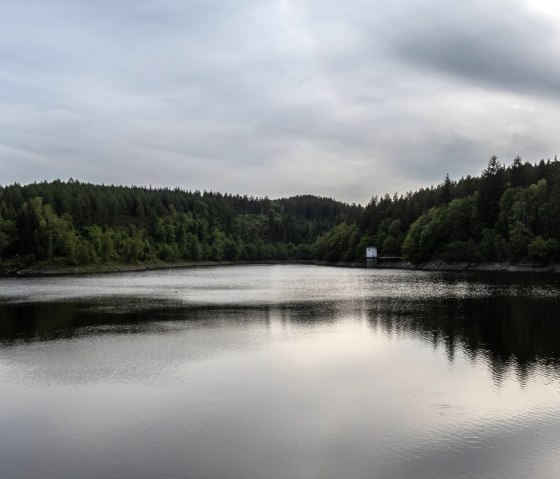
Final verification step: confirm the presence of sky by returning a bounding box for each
[1,0,560,204]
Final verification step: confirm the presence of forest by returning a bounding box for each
[314,156,560,264]
[1,155,559,268]
[0,180,361,266]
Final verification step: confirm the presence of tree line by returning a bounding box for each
[314,156,560,264]
[1,155,559,268]
[0,180,361,265]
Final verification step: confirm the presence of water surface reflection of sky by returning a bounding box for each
[1,265,559,479]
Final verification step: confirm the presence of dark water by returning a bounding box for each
[1,265,560,479]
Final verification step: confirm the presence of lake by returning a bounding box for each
[1,264,560,479]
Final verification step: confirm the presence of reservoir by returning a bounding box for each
[1,265,559,478]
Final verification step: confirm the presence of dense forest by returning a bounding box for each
[314,155,560,264]
[1,155,559,268]
[0,180,361,266]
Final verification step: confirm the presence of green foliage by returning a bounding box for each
[223,238,241,261]
[158,244,178,262]
[357,157,560,265]
[479,228,496,260]
[507,221,532,262]
[402,196,478,263]
[0,182,360,266]
[0,216,14,259]
[313,223,361,262]
[478,156,506,228]
[0,230,9,259]
[101,233,114,263]
[528,236,560,263]
[3,156,560,267]
[402,210,433,262]
[183,233,201,260]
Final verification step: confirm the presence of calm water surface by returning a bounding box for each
[1,265,560,478]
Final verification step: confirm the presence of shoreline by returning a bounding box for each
[1,258,560,277]
[0,259,316,277]
[322,259,560,274]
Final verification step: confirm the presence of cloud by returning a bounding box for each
[393,0,560,100]
[0,0,559,203]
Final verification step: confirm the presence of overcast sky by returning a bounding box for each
[1,0,560,204]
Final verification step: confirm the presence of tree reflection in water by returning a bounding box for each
[1,292,559,386]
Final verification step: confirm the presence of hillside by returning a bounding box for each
[0,181,361,266]
[314,156,560,265]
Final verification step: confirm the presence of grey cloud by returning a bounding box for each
[0,0,559,203]
[392,1,560,99]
